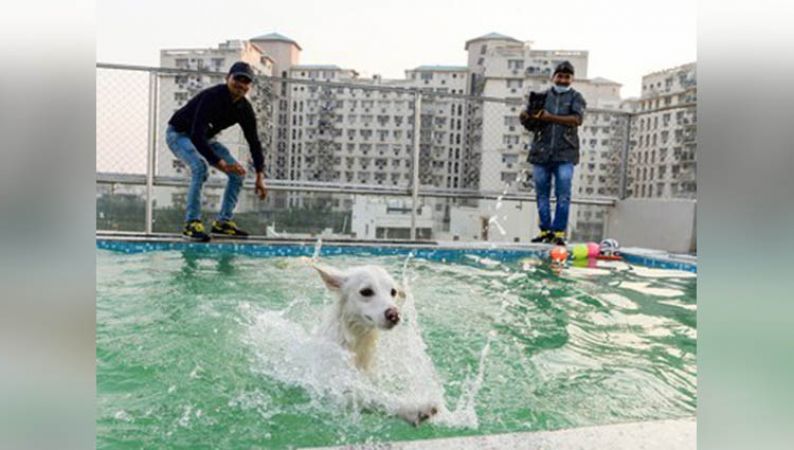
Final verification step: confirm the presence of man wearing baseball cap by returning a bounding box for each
[166,61,268,241]
[520,60,587,245]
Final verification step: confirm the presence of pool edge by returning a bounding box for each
[95,234,697,273]
[299,416,696,450]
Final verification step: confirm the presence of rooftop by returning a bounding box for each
[250,32,303,51]
[409,65,469,72]
[590,76,622,85]
[291,64,344,70]
[465,32,522,49]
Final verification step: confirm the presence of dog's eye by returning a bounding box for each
[360,288,374,297]
[390,288,397,297]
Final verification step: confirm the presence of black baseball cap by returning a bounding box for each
[553,61,575,76]
[228,61,255,81]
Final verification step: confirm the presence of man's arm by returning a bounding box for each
[535,92,586,127]
[240,102,265,174]
[535,110,582,126]
[188,92,224,167]
[240,102,268,199]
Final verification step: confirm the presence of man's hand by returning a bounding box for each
[519,110,530,122]
[216,160,247,176]
[537,110,581,127]
[254,172,268,200]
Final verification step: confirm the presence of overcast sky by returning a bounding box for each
[98,0,695,99]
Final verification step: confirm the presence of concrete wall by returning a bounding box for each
[441,199,537,243]
[606,198,696,254]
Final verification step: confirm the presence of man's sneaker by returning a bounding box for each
[552,231,567,246]
[531,230,552,243]
[211,220,250,238]
[182,220,210,242]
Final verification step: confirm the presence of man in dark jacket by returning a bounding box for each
[520,60,586,245]
[166,61,268,242]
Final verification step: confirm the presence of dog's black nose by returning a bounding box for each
[385,307,400,325]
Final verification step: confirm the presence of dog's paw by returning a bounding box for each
[398,402,439,427]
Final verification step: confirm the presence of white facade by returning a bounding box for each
[286,65,413,187]
[437,198,537,243]
[351,196,434,240]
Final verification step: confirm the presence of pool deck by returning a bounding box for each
[300,417,696,450]
[96,232,697,272]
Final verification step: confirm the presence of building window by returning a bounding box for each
[502,154,518,164]
[503,135,520,145]
[501,172,518,183]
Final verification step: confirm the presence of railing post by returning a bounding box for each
[145,71,158,234]
[410,90,422,241]
[619,113,632,200]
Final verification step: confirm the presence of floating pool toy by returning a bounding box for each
[597,238,622,260]
[587,242,600,258]
[572,244,589,260]
[549,245,568,262]
[571,257,599,268]
[600,238,620,256]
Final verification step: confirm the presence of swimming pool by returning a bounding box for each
[96,239,696,449]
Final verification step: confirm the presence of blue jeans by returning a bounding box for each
[533,162,574,233]
[165,126,244,223]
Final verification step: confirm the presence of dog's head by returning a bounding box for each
[314,264,404,330]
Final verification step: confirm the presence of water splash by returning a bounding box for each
[401,251,415,287]
[242,257,490,429]
[435,332,494,428]
[243,302,449,426]
[312,238,323,262]
[488,215,508,236]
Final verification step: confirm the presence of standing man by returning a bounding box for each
[166,61,268,242]
[521,60,586,246]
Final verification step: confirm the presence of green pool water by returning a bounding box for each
[96,248,696,449]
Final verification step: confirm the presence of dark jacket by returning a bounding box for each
[168,84,264,172]
[528,87,587,165]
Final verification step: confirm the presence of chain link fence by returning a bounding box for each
[97,63,657,243]
[96,67,150,174]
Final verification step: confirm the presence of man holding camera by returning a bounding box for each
[520,60,587,246]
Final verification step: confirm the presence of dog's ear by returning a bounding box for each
[313,264,346,292]
[395,285,408,305]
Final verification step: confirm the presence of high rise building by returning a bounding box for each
[627,63,697,199]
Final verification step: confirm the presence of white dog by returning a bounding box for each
[313,263,439,425]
